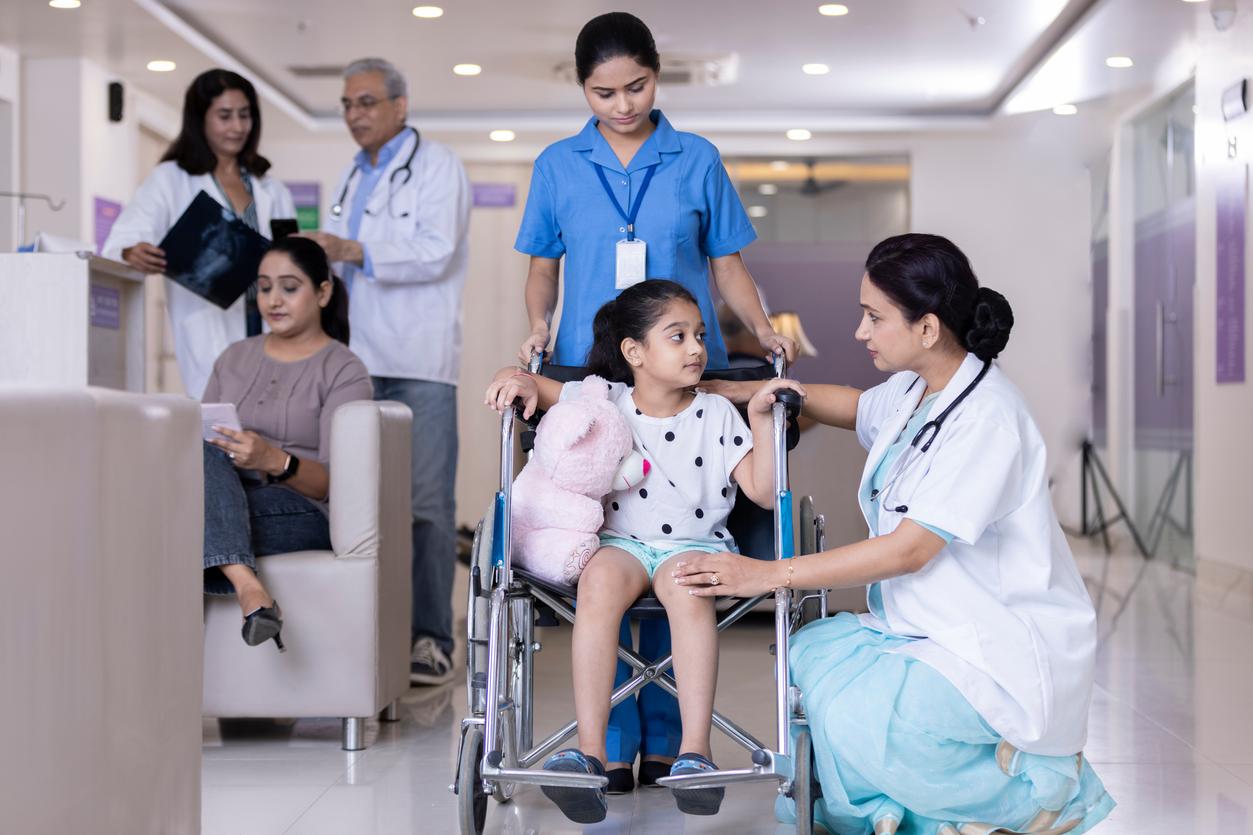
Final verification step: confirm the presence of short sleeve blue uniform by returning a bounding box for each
[515,110,757,369]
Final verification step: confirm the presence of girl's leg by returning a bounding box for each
[653,552,719,758]
[572,547,651,764]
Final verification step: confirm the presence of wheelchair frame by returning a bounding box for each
[451,357,829,834]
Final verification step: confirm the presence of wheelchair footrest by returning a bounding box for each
[481,766,608,790]
[655,766,786,791]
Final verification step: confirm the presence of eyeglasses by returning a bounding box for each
[340,95,397,116]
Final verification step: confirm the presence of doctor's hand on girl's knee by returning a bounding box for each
[672,552,780,598]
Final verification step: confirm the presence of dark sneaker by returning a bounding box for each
[670,752,725,816]
[541,749,608,823]
[409,636,453,686]
[638,758,671,788]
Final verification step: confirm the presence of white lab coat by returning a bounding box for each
[323,130,470,384]
[101,161,296,398]
[855,352,1098,756]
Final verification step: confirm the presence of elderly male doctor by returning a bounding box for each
[302,57,470,686]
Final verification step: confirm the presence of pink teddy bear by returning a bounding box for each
[511,375,648,585]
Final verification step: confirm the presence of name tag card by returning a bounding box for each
[616,239,647,289]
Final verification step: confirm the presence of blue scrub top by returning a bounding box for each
[515,110,757,369]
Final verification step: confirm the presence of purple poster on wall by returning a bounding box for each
[472,182,516,208]
[94,197,122,255]
[1216,162,1247,384]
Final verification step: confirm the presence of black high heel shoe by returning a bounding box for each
[242,601,285,652]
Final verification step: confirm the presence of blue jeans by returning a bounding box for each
[372,377,458,655]
[202,444,331,595]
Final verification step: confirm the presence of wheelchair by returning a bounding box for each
[451,356,830,833]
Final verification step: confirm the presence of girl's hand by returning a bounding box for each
[672,552,780,598]
[518,327,550,366]
[757,329,797,363]
[209,427,283,474]
[696,378,759,405]
[485,372,540,419]
[747,378,807,417]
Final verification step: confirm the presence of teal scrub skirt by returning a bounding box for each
[776,613,1115,834]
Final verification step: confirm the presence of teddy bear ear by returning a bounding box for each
[538,404,597,451]
[579,375,611,400]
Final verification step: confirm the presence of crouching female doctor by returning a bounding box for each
[677,234,1115,834]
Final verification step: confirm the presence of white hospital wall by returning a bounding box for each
[0,46,19,252]
[1193,2,1253,577]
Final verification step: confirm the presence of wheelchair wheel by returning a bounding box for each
[457,724,488,834]
[791,728,818,835]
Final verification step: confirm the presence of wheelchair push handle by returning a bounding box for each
[773,387,803,419]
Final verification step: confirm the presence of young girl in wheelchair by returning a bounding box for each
[485,280,803,823]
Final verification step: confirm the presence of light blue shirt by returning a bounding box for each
[515,110,757,369]
[861,392,954,620]
[344,128,412,288]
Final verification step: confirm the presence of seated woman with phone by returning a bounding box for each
[201,236,373,651]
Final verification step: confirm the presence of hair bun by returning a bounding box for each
[964,287,1014,361]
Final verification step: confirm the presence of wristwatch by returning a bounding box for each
[268,452,300,484]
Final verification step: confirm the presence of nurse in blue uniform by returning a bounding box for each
[513,12,795,793]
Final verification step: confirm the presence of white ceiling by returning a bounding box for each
[0,0,1204,143]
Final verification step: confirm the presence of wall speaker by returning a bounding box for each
[108,81,124,123]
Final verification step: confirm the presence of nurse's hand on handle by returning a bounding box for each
[757,329,797,364]
[120,242,167,274]
[518,326,550,366]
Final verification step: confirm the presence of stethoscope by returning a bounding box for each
[870,359,992,514]
[330,126,420,220]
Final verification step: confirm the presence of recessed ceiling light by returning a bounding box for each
[758,183,779,196]
[48,0,81,8]
[453,64,482,76]
[1052,104,1078,116]
[1179,0,1207,3]
[802,63,830,76]
[786,128,813,141]
[748,205,769,218]
[769,160,790,171]
[818,4,850,15]
[1105,56,1134,68]
[146,60,177,73]
[412,5,444,17]
[489,130,516,142]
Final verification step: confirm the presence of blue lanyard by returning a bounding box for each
[594,163,658,241]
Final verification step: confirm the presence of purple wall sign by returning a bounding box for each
[1216,162,1247,384]
[472,182,516,208]
[89,284,121,330]
[94,197,122,255]
[284,181,322,231]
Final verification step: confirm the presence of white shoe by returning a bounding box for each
[409,636,454,686]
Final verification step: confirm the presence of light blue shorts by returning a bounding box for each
[598,535,729,579]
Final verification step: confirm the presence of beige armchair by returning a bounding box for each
[1,388,203,835]
[201,400,413,750]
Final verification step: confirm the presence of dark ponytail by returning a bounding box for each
[864,233,1014,361]
[586,280,698,383]
[575,12,661,84]
[264,236,351,345]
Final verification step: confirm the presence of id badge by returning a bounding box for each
[615,239,647,289]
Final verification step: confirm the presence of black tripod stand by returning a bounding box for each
[1079,440,1150,559]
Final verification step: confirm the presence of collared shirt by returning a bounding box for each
[342,127,413,287]
[515,110,757,368]
[323,130,471,385]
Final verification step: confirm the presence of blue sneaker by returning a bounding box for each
[669,752,725,815]
[540,749,608,823]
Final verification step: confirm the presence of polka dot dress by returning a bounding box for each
[560,380,754,551]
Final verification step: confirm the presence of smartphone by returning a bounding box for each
[270,218,299,241]
[201,402,242,442]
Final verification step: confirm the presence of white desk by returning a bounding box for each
[0,253,146,390]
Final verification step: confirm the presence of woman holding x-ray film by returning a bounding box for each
[688,234,1115,834]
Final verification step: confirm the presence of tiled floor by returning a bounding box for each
[201,539,1253,833]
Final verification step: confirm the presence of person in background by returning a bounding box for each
[301,57,471,686]
[103,69,295,398]
[201,236,373,651]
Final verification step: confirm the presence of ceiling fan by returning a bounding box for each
[799,159,845,197]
